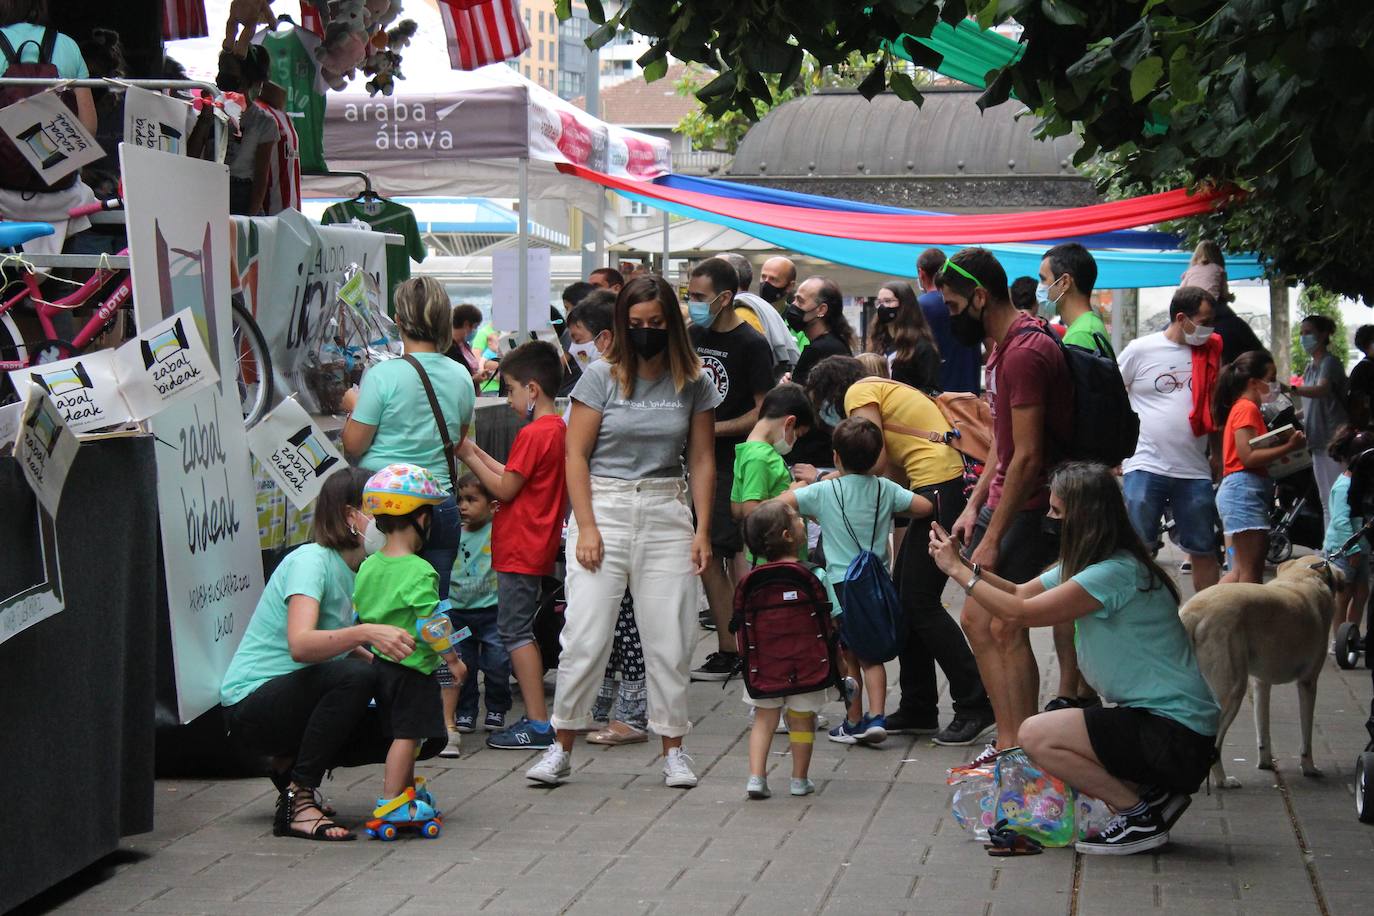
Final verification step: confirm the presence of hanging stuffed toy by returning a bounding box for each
[224,0,276,56]
[364,19,416,96]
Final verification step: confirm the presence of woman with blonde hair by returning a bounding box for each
[526,275,721,789]
[342,276,475,596]
[866,280,941,391]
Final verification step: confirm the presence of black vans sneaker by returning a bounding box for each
[1142,787,1193,830]
[1075,807,1169,856]
[690,651,741,681]
[932,711,996,746]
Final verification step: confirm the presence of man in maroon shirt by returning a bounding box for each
[938,248,1071,763]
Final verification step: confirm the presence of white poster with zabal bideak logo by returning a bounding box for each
[245,395,344,509]
[121,143,263,723]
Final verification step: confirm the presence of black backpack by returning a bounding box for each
[1012,321,1139,468]
[0,28,79,192]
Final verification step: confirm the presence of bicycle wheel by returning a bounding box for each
[0,311,23,404]
[230,297,274,427]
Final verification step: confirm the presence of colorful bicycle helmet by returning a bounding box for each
[363,464,448,516]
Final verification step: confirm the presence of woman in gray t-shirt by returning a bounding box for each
[526,276,721,790]
[1292,314,1348,527]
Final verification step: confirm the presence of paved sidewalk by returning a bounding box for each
[17,559,1374,915]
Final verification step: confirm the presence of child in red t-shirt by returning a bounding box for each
[1212,350,1306,584]
[457,342,568,749]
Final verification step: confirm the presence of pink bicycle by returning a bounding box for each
[0,200,273,425]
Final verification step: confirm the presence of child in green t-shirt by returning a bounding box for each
[355,464,468,836]
[731,383,814,534]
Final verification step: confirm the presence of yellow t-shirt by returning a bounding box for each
[736,304,765,335]
[844,379,964,489]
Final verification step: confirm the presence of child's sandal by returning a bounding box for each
[984,819,1043,857]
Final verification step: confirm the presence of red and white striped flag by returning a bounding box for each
[439,0,531,70]
[162,0,209,40]
[299,2,325,38]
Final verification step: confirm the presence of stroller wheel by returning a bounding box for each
[1267,532,1293,565]
[1357,752,1374,823]
[1335,622,1361,670]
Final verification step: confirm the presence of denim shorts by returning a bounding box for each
[1123,470,1219,556]
[1330,550,1368,586]
[1215,471,1274,535]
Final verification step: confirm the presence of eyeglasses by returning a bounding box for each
[942,257,984,289]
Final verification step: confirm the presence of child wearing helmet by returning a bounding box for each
[354,464,469,838]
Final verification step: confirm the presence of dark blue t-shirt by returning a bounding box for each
[919,289,981,394]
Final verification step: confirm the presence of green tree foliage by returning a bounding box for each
[564,1,1374,302]
[1291,286,1348,376]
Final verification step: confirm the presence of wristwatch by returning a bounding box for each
[963,563,982,594]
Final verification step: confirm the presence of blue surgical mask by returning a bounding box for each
[819,404,843,428]
[1035,276,1064,319]
[688,294,719,329]
[1300,333,1319,354]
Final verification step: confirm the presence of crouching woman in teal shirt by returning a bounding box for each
[220,468,444,841]
[929,462,1220,858]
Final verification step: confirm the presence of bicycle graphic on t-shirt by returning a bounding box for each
[1153,371,1194,394]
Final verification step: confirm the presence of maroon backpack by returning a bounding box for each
[731,561,840,699]
[0,27,79,192]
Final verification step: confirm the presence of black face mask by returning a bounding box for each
[876,305,899,323]
[783,303,811,333]
[627,326,669,360]
[759,281,786,304]
[949,298,985,348]
[1041,515,1062,540]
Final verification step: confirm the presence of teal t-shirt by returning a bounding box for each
[1040,552,1220,736]
[793,474,913,586]
[1324,473,1367,556]
[352,351,475,491]
[353,552,441,674]
[452,521,497,609]
[0,25,88,78]
[220,544,355,706]
[1063,309,1113,357]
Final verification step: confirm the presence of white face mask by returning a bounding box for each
[567,339,601,368]
[362,517,386,555]
[1183,317,1215,347]
[773,430,794,457]
[1261,381,1281,404]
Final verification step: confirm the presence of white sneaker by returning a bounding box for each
[438,729,462,759]
[663,748,698,788]
[525,744,571,785]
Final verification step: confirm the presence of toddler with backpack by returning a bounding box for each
[779,418,932,746]
[734,501,846,798]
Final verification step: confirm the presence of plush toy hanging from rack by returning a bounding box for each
[308,0,417,95]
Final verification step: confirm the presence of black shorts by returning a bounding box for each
[1084,705,1216,795]
[373,659,447,741]
[970,504,1058,584]
[709,462,743,555]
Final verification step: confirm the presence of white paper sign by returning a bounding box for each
[122,85,191,154]
[7,350,132,434]
[123,143,263,724]
[1,398,26,451]
[15,385,79,516]
[491,247,552,333]
[246,396,344,509]
[113,309,221,418]
[0,89,103,184]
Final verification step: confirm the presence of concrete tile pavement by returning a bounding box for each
[14,554,1374,916]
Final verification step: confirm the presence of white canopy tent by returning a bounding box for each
[169,0,673,336]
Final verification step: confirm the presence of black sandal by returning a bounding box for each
[269,770,336,817]
[273,786,355,841]
[984,819,1043,857]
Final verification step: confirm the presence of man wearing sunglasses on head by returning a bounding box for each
[935,248,1073,764]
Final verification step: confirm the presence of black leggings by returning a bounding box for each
[224,658,443,788]
[895,477,992,721]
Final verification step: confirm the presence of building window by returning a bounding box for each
[628,199,651,217]
[557,70,583,98]
[538,68,546,84]
[537,40,543,61]
[524,8,530,23]
[538,11,545,31]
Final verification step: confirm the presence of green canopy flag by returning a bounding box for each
[889,18,1022,89]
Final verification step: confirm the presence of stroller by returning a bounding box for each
[1267,466,1325,564]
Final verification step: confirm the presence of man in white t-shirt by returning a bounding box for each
[1118,287,1222,590]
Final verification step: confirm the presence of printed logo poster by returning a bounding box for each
[15,386,79,516]
[6,350,130,434]
[0,89,103,184]
[122,144,263,723]
[123,85,191,154]
[113,308,220,418]
[246,396,343,509]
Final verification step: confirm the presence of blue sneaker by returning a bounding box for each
[857,714,887,745]
[826,719,863,745]
[454,713,476,734]
[483,710,506,731]
[486,716,555,750]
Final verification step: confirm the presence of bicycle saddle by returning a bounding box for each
[0,222,55,249]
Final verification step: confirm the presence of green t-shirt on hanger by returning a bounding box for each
[322,198,426,311]
[254,25,327,173]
